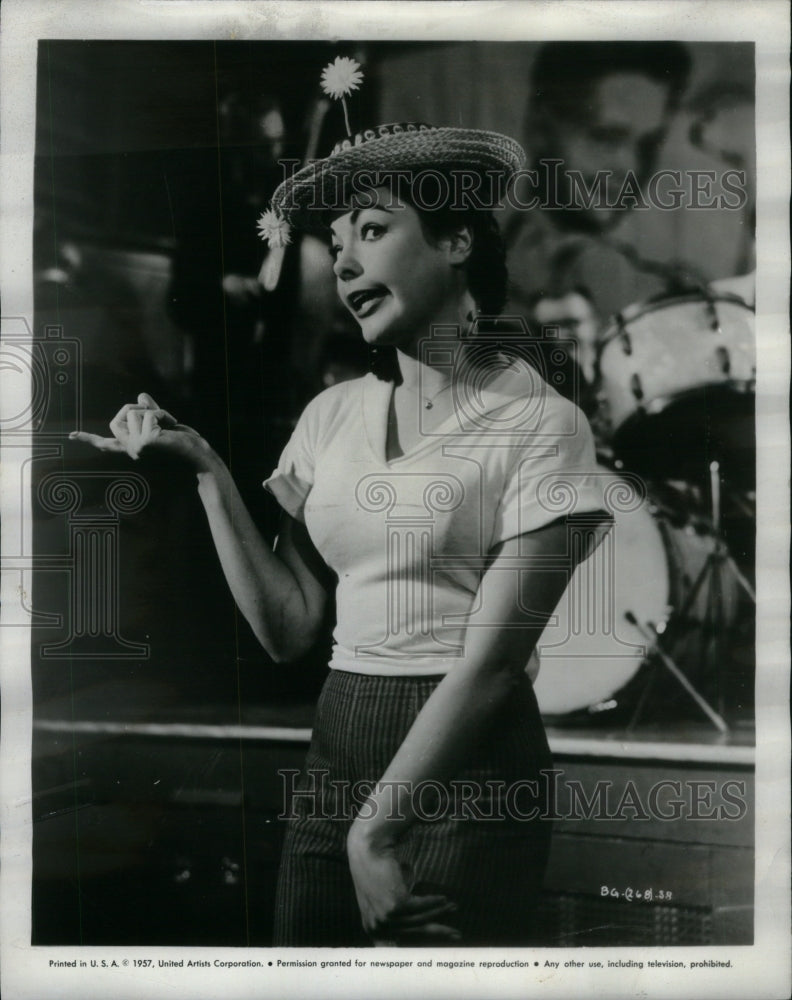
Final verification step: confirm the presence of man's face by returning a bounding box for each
[550,72,670,227]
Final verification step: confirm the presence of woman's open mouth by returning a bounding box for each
[347,286,388,318]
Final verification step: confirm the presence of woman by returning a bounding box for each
[72,117,610,947]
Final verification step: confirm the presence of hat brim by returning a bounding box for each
[270,126,525,229]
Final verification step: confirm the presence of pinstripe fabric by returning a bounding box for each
[272,670,554,946]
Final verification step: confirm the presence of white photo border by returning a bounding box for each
[1,2,789,999]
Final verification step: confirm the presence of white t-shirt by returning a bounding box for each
[264,364,608,676]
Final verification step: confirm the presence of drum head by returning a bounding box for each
[612,383,755,489]
[598,293,755,489]
[533,469,669,717]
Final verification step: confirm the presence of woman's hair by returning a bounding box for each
[386,170,509,315]
[359,169,511,382]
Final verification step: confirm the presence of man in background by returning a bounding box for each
[505,42,702,413]
[506,42,694,319]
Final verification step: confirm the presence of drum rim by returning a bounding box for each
[609,379,757,425]
[534,465,672,716]
[535,485,741,722]
[599,290,755,349]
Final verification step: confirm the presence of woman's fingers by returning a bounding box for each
[109,402,147,442]
[369,893,459,939]
[137,392,160,410]
[127,408,166,458]
[388,901,458,928]
[134,395,182,430]
[390,894,449,914]
[72,394,183,461]
[105,403,163,459]
[107,392,164,432]
[126,409,144,431]
[124,408,145,458]
[384,894,454,923]
[154,408,180,428]
[68,431,126,453]
[141,408,162,439]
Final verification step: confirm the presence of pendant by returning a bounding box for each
[424,400,433,409]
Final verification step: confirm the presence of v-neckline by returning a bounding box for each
[362,375,459,469]
[361,365,533,468]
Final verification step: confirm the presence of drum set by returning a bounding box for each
[533,291,756,730]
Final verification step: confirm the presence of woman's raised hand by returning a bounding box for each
[70,393,213,471]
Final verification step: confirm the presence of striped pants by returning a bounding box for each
[272,669,554,947]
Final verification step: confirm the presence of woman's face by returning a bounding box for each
[329,187,463,350]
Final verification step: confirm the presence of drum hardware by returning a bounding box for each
[545,290,756,726]
[622,612,729,733]
[646,497,691,531]
[715,346,731,375]
[622,461,755,732]
[703,294,722,333]
[706,460,755,604]
[617,322,632,356]
[532,463,741,722]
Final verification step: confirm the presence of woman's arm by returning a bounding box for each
[346,514,609,942]
[196,458,332,661]
[71,393,331,662]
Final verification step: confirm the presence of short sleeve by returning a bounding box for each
[494,404,610,545]
[262,401,320,523]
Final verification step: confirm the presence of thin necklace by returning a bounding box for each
[399,380,453,410]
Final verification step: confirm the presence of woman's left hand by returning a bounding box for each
[346,826,461,946]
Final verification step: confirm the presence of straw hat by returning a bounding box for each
[270,123,524,229]
[257,57,525,251]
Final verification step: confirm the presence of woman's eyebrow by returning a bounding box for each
[330,203,394,239]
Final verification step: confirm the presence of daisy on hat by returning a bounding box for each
[257,55,525,274]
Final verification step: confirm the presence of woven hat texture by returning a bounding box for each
[270,122,526,227]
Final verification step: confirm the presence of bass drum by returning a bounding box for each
[532,466,738,721]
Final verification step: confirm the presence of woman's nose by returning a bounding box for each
[333,244,362,281]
